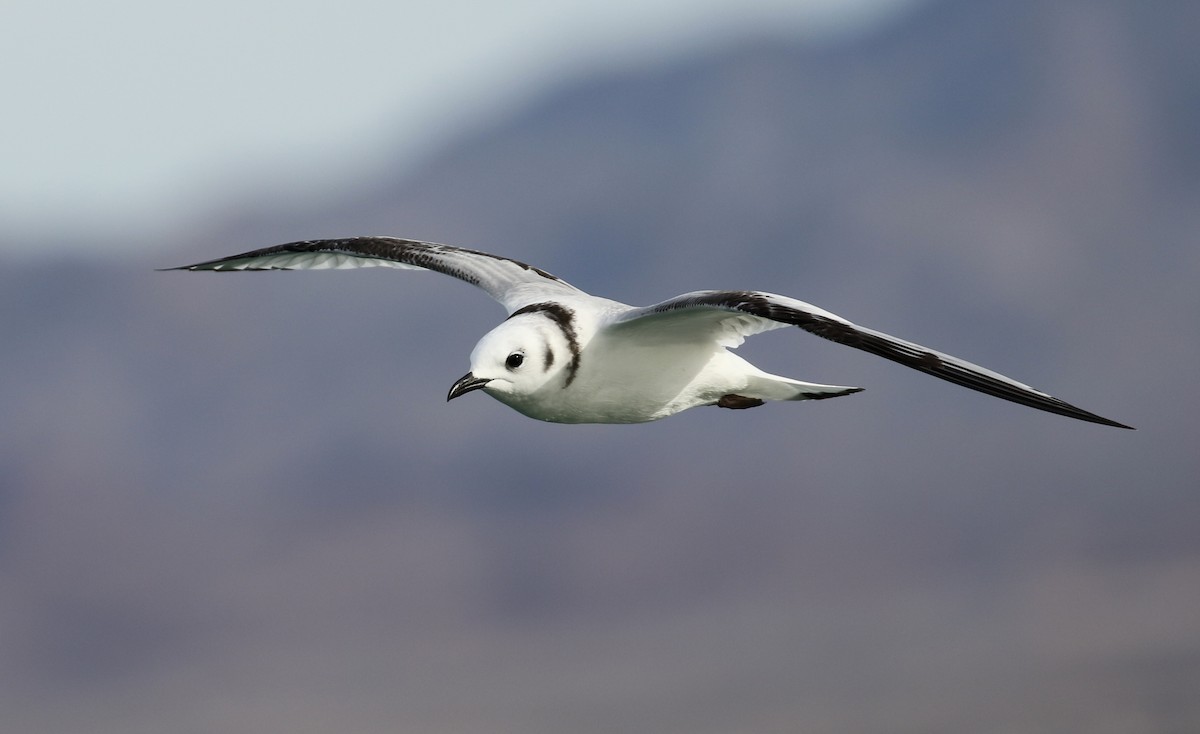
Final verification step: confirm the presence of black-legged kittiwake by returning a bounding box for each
[164,237,1133,429]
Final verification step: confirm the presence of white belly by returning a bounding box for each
[493,346,752,424]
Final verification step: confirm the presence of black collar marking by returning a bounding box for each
[508,302,581,387]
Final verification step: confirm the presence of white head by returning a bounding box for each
[446,305,580,406]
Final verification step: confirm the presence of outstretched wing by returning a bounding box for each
[162,237,584,314]
[610,290,1133,429]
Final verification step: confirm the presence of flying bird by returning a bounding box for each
[165,237,1132,429]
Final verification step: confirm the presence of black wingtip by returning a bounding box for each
[1048,405,1134,429]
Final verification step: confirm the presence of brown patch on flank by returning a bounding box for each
[717,394,765,409]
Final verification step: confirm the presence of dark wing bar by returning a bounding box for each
[162,236,580,313]
[622,290,1134,429]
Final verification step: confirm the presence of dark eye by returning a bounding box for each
[505,352,525,370]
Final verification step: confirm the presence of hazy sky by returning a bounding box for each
[1,0,922,245]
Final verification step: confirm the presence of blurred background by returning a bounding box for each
[2,0,1198,731]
